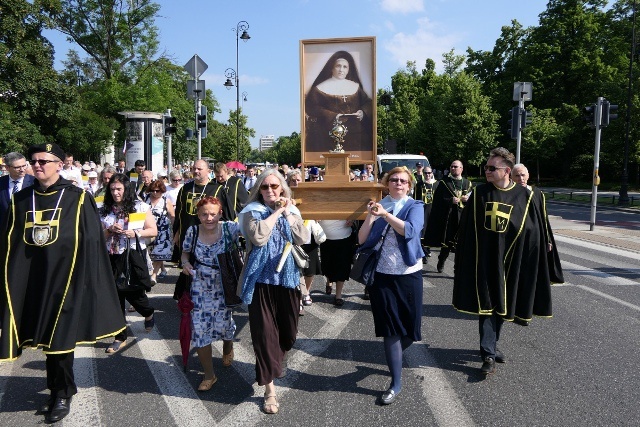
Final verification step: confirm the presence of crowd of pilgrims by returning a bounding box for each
[0,145,561,421]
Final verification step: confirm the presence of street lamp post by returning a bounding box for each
[619,0,636,206]
[224,21,250,162]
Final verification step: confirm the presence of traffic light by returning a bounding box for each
[197,105,208,138]
[583,104,596,128]
[164,116,177,135]
[601,100,618,127]
[521,109,533,129]
[507,106,519,139]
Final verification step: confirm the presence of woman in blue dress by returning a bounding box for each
[180,196,238,391]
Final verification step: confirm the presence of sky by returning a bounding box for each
[43,0,549,149]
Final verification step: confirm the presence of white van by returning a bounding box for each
[376,154,430,178]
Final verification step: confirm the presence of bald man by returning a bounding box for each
[511,163,530,188]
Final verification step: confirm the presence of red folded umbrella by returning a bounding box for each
[226,161,246,171]
[177,292,194,371]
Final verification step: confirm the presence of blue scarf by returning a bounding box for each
[238,201,302,304]
[379,194,409,218]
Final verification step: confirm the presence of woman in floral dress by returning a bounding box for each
[180,196,238,391]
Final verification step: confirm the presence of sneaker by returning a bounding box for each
[481,357,496,374]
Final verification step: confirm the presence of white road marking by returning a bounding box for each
[405,346,475,427]
[560,260,639,286]
[555,235,640,257]
[64,345,101,426]
[127,314,218,427]
[559,282,640,313]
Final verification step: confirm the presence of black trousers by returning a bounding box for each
[479,312,504,359]
[115,289,154,341]
[46,352,77,399]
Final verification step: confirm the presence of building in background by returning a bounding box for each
[259,135,275,151]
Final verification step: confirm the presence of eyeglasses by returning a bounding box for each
[29,159,58,166]
[389,177,409,184]
[10,164,28,169]
[484,165,507,172]
[260,183,280,190]
[425,172,433,174]
[172,179,182,182]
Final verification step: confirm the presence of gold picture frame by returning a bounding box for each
[300,36,377,166]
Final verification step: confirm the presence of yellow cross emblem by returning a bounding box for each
[484,202,512,233]
[24,208,61,246]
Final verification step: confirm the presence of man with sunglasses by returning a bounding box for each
[0,152,35,226]
[413,162,438,262]
[424,159,472,272]
[453,147,562,375]
[0,143,125,423]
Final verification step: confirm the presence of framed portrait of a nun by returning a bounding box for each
[300,37,377,165]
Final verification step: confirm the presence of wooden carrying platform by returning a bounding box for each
[293,153,384,220]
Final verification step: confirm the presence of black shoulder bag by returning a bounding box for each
[172,225,199,300]
[116,234,153,292]
[349,223,391,287]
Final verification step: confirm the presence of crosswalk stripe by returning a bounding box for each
[405,346,475,427]
[560,260,639,286]
[127,313,217,427]
[559,282,640,312]
[65,345,101,426]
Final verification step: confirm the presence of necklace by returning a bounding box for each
[192,179,209,206]
[31,188,65,246]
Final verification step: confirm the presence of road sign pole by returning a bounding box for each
[184,55,209,162]
[196,97,202,160]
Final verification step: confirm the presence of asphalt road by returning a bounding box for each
[1,203,639,426]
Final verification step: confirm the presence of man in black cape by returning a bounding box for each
[211,162,249,221]
[424,159,472,272]
[172,159,220,262]
[0,143,125,423]
[453,148,563,375]
[413,162,438,262]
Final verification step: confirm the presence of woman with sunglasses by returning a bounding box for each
[147,179,175,284]
[357,166,425,406]
[238,169,309,414]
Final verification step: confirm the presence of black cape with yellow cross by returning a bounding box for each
[452,182,563,323]
[0,177,125,360]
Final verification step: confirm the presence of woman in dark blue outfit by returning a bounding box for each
[357,166,425,405]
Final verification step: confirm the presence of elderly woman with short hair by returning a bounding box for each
[238,169,309,414]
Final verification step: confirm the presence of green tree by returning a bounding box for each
[0,0,75,153]
[48,0,161,80]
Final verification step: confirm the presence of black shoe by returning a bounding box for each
[379,389,397,405]
[495,349,506,364]
[426,248,432,257]
[481,357,496,374]
[514,318,530,326]
[38,395,55,414]
[422,256,428,264]
[437,259,445,273]
[47,397,71,423]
